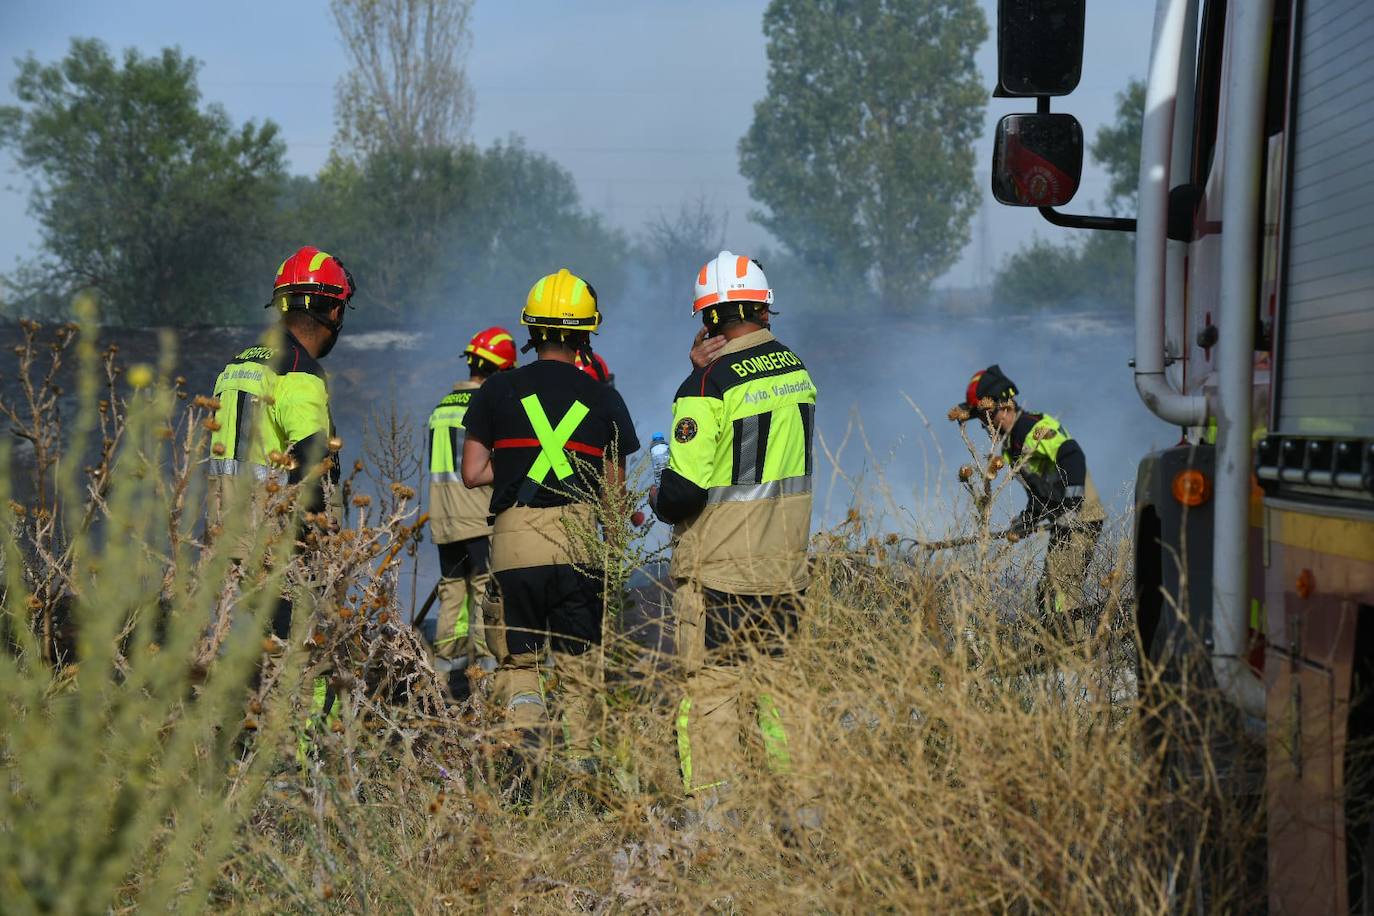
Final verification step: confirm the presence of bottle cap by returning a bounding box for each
[652,431,666,441]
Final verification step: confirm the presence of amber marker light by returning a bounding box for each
[1171,469,1212,506]
[1296,569,1315,600]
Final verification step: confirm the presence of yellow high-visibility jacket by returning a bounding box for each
[654,329,816,595]
[427,379,493,544]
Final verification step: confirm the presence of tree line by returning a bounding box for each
[0,0,1138,326]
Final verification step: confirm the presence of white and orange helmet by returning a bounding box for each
[692,250,774,321]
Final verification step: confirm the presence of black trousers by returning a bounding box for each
[702,588,802,662]
[495,563,603,658]
[436,536,491,583]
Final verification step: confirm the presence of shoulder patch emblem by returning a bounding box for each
[674,417,698,443]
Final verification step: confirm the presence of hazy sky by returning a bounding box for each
[0,0,1155,291]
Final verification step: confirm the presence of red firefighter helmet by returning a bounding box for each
[465,326,517,372]
[574,350,613,385]
[964,364,1018,408]
[268,246,355,311]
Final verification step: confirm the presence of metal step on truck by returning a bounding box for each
[989,1,1374,911]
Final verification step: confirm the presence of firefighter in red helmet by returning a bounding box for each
[574,350,615,386]
[956,365,1106,635]
[208,245,356,641]
[425,327,517,700]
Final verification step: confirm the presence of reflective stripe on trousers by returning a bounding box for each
[676,687,790,794]
[703,474,813,507]
[208,458,287,483]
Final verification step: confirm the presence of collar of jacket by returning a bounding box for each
[452,379,482,391]
[715,328,776,359]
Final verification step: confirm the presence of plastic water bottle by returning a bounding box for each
[650,432,670,485]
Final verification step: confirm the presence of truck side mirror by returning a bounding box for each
[991,113,1083,207]
[996,0,1086,97]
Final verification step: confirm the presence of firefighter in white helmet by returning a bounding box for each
[651,251,818,811]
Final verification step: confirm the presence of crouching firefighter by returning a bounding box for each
[960,364,1106,636]
[651,251,817,805]
[460,269,639,772]
[425,327,517,700]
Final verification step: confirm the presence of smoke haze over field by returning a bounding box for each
[344,297,1173,608]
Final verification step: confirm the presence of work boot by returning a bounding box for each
[671,786,741,834]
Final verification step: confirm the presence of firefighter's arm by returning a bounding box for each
[653,395,719,524]
[461,436,494,488]
[1053,439,1088,513]
[276,372,331,513]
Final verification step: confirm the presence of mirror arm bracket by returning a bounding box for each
[1037,207,1137,233]
[1027,95,1133,230]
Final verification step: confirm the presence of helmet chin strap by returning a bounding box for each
[291,305,342,357]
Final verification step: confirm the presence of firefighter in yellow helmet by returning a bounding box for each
[460,269,639,773]
[425,327,517,700]
[651,251,817,810]
[958,365,1106,634]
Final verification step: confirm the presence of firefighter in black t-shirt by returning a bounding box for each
[461,269,639,769]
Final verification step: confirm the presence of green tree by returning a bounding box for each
[292,137,628,322]
[1091,79,1145,215]
[739,0,987,311]
[453,138,629,311]
[992,78,1144,311]
[300,144,483,319]
[0,39,286,324]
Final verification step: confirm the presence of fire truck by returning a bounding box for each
[991,0,1374,910]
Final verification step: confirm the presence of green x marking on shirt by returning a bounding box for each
[521,394,590,483]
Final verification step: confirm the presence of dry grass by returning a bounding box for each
[0,317,1263,914]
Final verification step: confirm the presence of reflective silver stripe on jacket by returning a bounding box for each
[1064,485,1085,499]
[208,458,285,482]
[704,475,813,506]
[430,471,463,484]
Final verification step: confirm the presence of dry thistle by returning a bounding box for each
[958,465,974,481]
[338,607,354,620]
[192,394,221,410]
[328,436,343,452]
[947,405,971,422]
[202,418,222,432]
[351,494,371,508]
[390,483,416,501]
[211,442,226,456]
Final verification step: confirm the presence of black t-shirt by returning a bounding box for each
[464,359,640,513]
